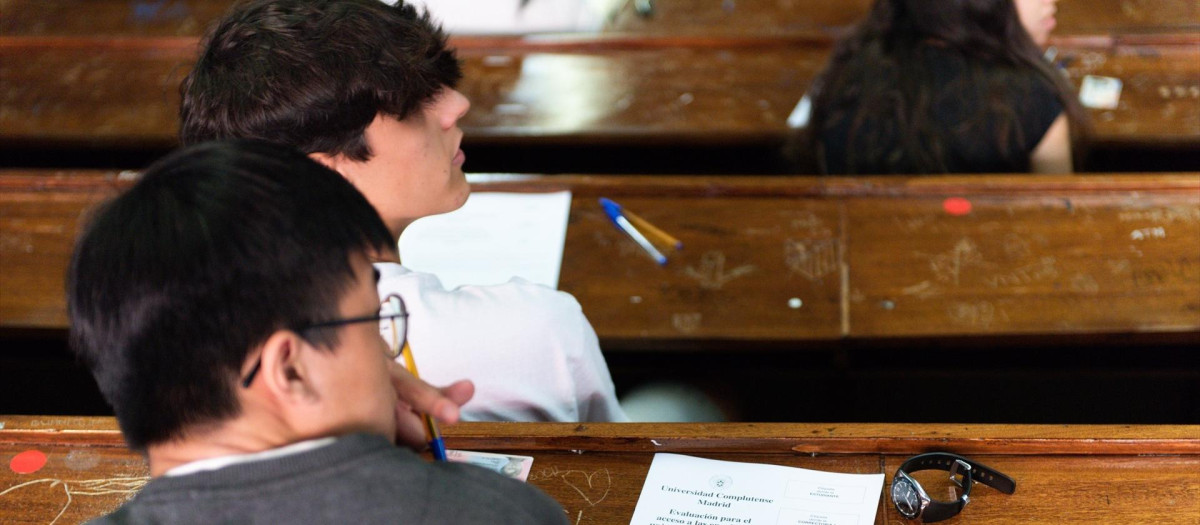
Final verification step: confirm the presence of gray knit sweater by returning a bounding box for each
[87,433,568,524]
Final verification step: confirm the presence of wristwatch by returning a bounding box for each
[890,452,1016,522]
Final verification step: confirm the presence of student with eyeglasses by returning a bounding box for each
[68,140,568,524]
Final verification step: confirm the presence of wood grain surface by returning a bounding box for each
[2,0,1194,41]
[3,172,1198,345]
[2,43,1195,152]
[2,416,1198,524]
[1,0,1197,155]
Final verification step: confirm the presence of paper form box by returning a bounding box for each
[777,507,862,525]
[784,481,868,504]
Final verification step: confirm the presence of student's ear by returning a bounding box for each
[257,330,321,404]
[308,152,354,181]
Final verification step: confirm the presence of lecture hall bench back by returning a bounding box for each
[0,1,1196,153]
[0,43,1195,152]
[1,417,1199,524]
[2,172,1198,347]
[1,0,1196,39]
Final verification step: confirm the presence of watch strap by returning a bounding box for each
[900,452,1017,495]
[921,498,967,523]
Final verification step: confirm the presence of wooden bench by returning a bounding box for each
[605,0,1200,44]
[2,43,1196,170]
[3,172,1198,421]
[3,171,1198,343]
[2,416,1198,524]
[4,0,1195,42]
[1,1,1197,171]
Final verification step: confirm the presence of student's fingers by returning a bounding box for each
[388,363,445,449]
[388,365,474,450]
[437,379,475,423]
[393,402,428,450]
[389,363,471,425]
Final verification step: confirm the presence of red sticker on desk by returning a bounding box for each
[10,450,48,474]
[943,197,972,216]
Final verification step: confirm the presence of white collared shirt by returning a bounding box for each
[164,437,337,477]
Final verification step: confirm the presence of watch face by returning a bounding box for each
[892,477,921,519]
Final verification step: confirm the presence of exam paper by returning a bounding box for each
[630,453,884,525]
[398,191,572,290]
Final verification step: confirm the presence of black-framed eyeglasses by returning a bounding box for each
[240,294,409,388]
[890,452,1016,522]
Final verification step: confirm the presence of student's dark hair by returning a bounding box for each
[792,0,1089,173]
[180,0,461,160]
[67,140,395,451]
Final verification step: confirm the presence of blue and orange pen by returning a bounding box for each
[400,342,447,461]
[600,198,683,265]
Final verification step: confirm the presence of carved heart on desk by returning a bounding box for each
[561,468,611,506]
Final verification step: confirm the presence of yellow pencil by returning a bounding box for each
[622,208,683,250]
[400,342,447,461]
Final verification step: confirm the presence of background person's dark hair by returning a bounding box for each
[180,0,461,161]
[790,0,1089,174]
[67,140,395,452]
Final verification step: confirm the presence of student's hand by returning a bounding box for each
[389,362,475,449]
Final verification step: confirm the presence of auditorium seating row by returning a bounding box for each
[1,0,1196,171]
[2,416,1199,524]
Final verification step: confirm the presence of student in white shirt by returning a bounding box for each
[179,0,626,422]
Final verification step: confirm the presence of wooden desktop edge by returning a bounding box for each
[3,172,1198,338]
[1,31,1196,51]
[3,171,1199,194]
[3,417,1198,456]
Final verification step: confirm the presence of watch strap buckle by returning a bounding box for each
[949,459,972,488]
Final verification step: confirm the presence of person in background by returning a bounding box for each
[180,0,627,423]
[1014,0,1059,48]
[68,140,567,525]
[792,0,1087,175]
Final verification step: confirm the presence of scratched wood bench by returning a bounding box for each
[1,416,1198,524]
[2,43,1195,172]
[3,172,1198,422]
[2,1,1197,172]
[4,172,1197,342]
[605,0,1200,44]
[4,0,1195,42]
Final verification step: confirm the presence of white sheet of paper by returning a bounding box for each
[398,191,572,290]
[630,453,885,525]
[1079,75,1123,110]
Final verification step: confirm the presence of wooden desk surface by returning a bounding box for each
[3,172,1198,346]
[3,0,1195,43]
[1,43,1196,154]
[2,416,1198,524]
